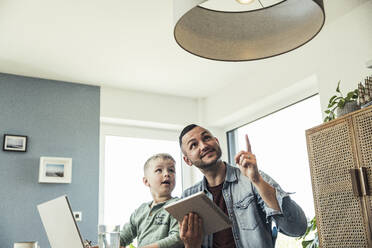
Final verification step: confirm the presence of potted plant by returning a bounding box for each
[298,216,318,248]
[323,81,359,122]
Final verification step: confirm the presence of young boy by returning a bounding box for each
[119,153,183,248]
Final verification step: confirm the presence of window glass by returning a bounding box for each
[103,136,182,227]
[229,95,322,247]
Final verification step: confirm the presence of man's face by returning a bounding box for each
[181,126,222,170]
[143,159,176,197]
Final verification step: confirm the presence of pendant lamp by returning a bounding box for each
[173,0,325,61]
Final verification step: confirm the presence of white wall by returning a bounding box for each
[203,0,372,132]
[100,0,372,187]
[316,1,372,112]
[101,86,199,127]
[100,86,229,187]
[101,86,215,186]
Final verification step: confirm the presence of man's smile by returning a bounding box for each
[201,149,215,159]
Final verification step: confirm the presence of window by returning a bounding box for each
[227,95,322,247]
[103,135,182,227]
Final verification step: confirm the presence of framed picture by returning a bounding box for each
[3,134,28,152]
[39,157,72,183]
[14,242,38,248]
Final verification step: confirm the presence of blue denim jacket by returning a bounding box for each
[182,163,307,248]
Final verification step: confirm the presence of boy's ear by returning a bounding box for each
[143,176,150,187]
[183,155,193,167]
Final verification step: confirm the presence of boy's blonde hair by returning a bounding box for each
[143,153,176,173]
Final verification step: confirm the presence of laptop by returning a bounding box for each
[37,195,86,248]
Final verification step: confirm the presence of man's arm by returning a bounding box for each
[235,135,307,236]
[234,134,280,211]
[255,171,307,236]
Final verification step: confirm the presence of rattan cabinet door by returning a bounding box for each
[353,106,372,234]
[306,118,370,248]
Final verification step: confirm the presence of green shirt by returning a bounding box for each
[120,197,183,248]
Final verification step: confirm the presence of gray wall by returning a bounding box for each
[0,73,100,248]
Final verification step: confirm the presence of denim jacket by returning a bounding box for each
[181,163,307,248]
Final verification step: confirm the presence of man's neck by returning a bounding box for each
[201,160,226,187]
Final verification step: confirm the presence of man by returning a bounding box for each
[178,124,307,248]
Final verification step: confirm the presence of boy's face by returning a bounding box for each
[143,158,176,198]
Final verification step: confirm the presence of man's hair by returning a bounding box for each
[179,124,198,147]
[143,153,176,173]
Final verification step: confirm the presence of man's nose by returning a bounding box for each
[200,141,209,151]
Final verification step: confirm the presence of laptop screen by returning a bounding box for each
[37,195,85,248]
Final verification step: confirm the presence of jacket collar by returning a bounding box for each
[201,162,238,190]
[225,163,238,183]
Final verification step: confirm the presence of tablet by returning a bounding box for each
[164,191,232,235]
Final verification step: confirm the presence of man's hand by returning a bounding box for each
[179,213,203,248]
[235,134,281,211]
[234,134,261,183]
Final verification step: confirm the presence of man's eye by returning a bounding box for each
[190,143,196,149]
[155,169,161,173]
[204,136,211,140]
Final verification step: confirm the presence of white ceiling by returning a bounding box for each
[0,0,367,98]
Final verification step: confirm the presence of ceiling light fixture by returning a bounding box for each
[173,0,325,61]
[236,0,255,4]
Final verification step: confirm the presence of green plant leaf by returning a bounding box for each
[324,109,331,114]
[302,240,314,248]
[303,225,312,238]
[330,110,336,119]
[328,96,343,108]
[346,91,356,101]
[328,102,336,108]
[311,222,317,231]
[328,95,337,104]
[336,81,341,93]
[338,99,345,108]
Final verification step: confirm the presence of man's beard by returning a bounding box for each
[191,146,222,170]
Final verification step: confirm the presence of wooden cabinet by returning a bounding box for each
[306,105,372,248]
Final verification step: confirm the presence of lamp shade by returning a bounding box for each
[174,0,325,61]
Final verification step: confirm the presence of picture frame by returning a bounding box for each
[38,157,72,184]
[3,134,28,152]
[13,241,38,248]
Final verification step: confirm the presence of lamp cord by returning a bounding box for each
[257,0,264,7]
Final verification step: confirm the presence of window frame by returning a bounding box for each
[227,93,319,165]
[99,123,187,224]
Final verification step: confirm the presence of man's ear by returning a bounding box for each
[215,137,220,144]
[183,155,193,166]
[143,176,150,187]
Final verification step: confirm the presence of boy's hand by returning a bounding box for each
[234,134,261,183]
[179,213,203,248]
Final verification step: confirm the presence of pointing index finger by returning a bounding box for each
[245,134,252,153]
